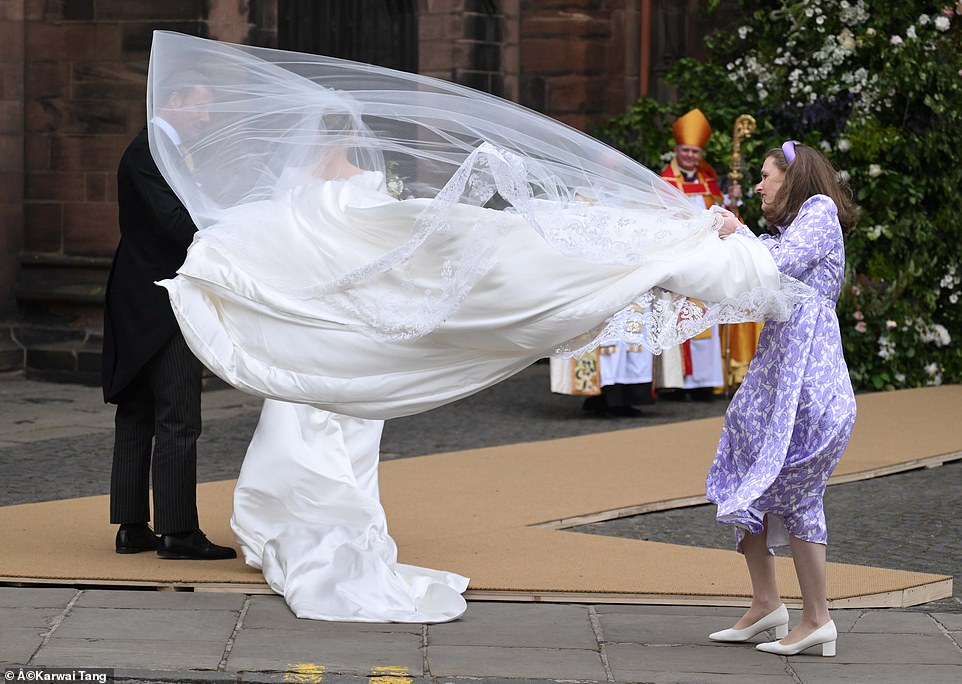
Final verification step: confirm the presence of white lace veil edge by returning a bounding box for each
[553,274,812,358]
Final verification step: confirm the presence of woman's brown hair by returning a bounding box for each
[761,144,859,234]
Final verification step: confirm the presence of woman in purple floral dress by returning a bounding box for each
[705,142,858,657]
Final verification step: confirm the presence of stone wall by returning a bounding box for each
[518,0,638,132]
[9,0,268,380]
[419,0,518,99]
[21,1,268,268]
[420,1,638,129]
[0,0,25,319]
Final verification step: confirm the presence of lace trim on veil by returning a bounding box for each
[553,274,812,358]
[324,142,811,351]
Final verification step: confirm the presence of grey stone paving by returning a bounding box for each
[2,597,962,682]
[2,368,962,682]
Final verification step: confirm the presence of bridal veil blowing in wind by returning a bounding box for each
[147,31,810,622]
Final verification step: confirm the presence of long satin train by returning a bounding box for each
[231,399,468,623]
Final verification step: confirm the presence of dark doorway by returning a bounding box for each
[278,0,419,72]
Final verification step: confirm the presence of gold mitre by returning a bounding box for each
[672,108,712,148]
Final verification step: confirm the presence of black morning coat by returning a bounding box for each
[101,126,198,403]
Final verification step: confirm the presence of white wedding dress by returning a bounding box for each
[163,167,789,419]
[231,399,468,622]
[160,167,797,622]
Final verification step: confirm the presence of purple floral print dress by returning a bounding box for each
[706,194,857,551]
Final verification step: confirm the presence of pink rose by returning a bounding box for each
[855,321,867,333]
[854,310,865,321]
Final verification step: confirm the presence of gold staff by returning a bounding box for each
[729,114,757,188]
[723,114,757,396]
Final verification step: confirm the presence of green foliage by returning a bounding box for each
[600,0,962,390]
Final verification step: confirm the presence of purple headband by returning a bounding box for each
[781,140,799,164]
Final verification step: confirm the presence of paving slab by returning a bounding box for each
[598,612,783,646]
[602,674,795,684]
[821,609,862,633]
[53,606,239,642]
[848,609,943,634]
[114,669,237,683]
[592,604,747,617]
[0,587,77,608]
[0,607,65,629]
[933,612,962,631]
[32,637,227,669]
[785,632,962,665]
[791,662,962,684]
[428,603,596,648]
[226,629,423,675]
[0,627,46,665]
[429,679,598,684]
[237,675,422,684]
[242,595,422,633]
[605,643,790,678]
[74,589,247,611]
[426,644,606,680]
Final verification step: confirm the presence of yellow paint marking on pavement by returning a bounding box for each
[283,663,326,684]
[371,665,412,684]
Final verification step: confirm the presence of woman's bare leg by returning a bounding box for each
[778,535,831,644]
[732,519,783,629]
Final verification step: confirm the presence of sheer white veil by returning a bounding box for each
[148,31,805,355]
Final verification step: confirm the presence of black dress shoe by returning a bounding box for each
[158,530,237,560]
[581,395,610,418]
[115,524,161,554]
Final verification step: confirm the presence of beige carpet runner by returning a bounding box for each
[1,386,957,607]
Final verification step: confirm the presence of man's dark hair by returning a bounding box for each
[157,69,213,107]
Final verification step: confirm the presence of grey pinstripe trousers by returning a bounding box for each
[109,331,203,535]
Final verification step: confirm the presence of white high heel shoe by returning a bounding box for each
[756,619,837,656]
[708,604,789,642]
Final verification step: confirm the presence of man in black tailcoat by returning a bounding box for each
[102,72,235,560]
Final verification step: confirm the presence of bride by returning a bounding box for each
[148,32,810,622]
[221,125,470,623]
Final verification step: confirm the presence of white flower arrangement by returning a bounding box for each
[877,334,896,360]
[386,161,406,199]
[917,321,952,347]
